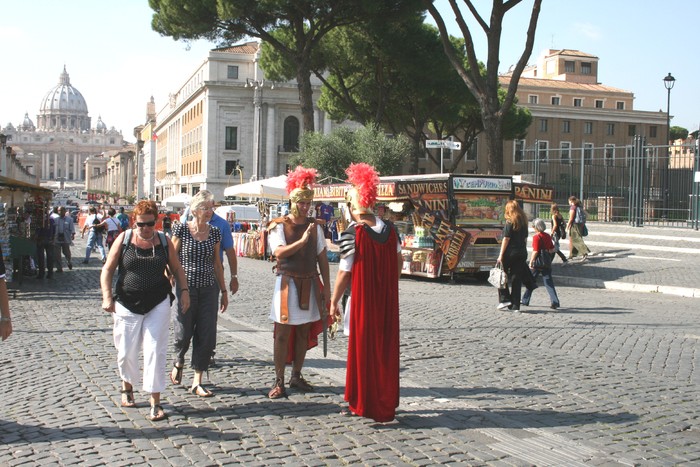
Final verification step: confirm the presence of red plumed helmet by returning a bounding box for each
[286,165,318,195]
[345,162,380,210]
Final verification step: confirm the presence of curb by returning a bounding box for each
[556,275,700,299]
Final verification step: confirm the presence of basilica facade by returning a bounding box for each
[1,67,124,185]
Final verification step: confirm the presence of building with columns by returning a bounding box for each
[152,41,356,201]
[84,147,136,200]
[1,66,124,185]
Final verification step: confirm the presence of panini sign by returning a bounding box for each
[514,184,554,204]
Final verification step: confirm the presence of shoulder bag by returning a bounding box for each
[488,263,508,289]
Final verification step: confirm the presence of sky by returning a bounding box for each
[1,0,699,143]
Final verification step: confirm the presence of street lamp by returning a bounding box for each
[663,72,675,214]
[246,78,274,180]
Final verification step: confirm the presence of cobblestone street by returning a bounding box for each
[1,229,700,465]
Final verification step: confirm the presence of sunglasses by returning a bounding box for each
[136,221,156,227]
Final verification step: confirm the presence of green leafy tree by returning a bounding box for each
[150,0,411,133]
[291,125,411,179]
[425,0,543,174]
[670,126,688,141]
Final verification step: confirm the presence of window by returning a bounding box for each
[560,142,571,164]
[649,126,658,138]
[538,140,549,161]
[225,160,238,175]
[595,100,604,108]
[551,96,560,105]
[583,143,593,162]
[573,98,582,107]
[227,66,239,79]
[528,95,538,104]
[225,126,238,150]
[466,138,478,160]
[604,144,615,166]
[562,120,571,133]
[606,123,615,136]
[616,101,625,110]
[628,125,636,137]
[584,122,593,134]
[581,62,592,75]
[513,139,526,162]
[283,116,300,151]
[565,61,575,73]
[539,119,548,132]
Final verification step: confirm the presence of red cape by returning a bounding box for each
[345,223,400,422]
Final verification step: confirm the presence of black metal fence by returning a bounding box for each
[521,137,700,229]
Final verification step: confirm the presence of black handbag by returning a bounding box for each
[534,251,553,269]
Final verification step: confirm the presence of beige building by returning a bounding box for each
[84,147,136,200]
[1,67,125,185]
[151,41,355,201]
[429,49,668,178]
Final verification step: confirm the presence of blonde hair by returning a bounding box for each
[504,200,527,230]
[190,190,214,212]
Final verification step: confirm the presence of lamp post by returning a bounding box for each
[663,72,675,215]
[246,79,274,180]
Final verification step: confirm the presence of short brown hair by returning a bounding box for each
[132,200,158,218]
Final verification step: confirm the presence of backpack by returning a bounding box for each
[105,218,121,248]
[118,213,130,231]
[92,216,104,233]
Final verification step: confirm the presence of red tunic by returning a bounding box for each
[345,223,400,422]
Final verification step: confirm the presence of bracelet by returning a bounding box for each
[231,274,238,279]
[181,289,189,292]
[0,316,10,323]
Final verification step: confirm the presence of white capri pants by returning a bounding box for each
[113,297,170,394]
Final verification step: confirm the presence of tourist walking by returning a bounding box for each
[566,196,590,260]
[522,218,561,310]
[330,163,401,422]
[81,206,106,264]
[266,166,330,400]
[100,200,189,421]
[496,200,536,313]
[35,208,55,279]
[170,190,228,398]
[54,207,75,272]
[0,244,11,341]
[549,203,568,263]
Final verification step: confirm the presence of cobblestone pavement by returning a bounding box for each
[1,227,699,466]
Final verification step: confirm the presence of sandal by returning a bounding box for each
[120,388,136,408]
[289,373,314,392]
[170,364,183,386]
[148,404,167,421]
[268,378,287,399]
[190,384,214,398]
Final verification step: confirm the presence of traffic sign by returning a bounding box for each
[446,141,461,150]
[426,140,445,148]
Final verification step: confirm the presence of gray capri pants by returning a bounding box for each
[173,283,219,371]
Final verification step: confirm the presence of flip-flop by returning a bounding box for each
[190,384,214,398]
[120,389,136,408]
[170,365,183,386]
[148,404,167,421]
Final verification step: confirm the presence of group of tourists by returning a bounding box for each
[99,163,401,423]
[496,195,590,313]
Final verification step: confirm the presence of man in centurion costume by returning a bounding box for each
[330,163,402,422]
[267,166,331,399]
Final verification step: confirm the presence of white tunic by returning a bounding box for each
[268,223,327,325]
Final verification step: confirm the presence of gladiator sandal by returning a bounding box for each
[289,372,314,392]
[268,377,287,399]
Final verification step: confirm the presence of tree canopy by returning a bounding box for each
[290,126,411,180]
[425,0,542,174]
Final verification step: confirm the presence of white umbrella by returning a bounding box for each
[161,192,192,208]
[223,175,288,200]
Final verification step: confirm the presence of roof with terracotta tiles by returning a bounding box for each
[212,41,260,54]
[500,76,631,94]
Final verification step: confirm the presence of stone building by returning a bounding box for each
[431,49,668,179]
[150,41,356,201]
[1,66,124,185]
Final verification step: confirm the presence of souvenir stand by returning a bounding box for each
[0,175,53,284]
[223,176,288,260]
